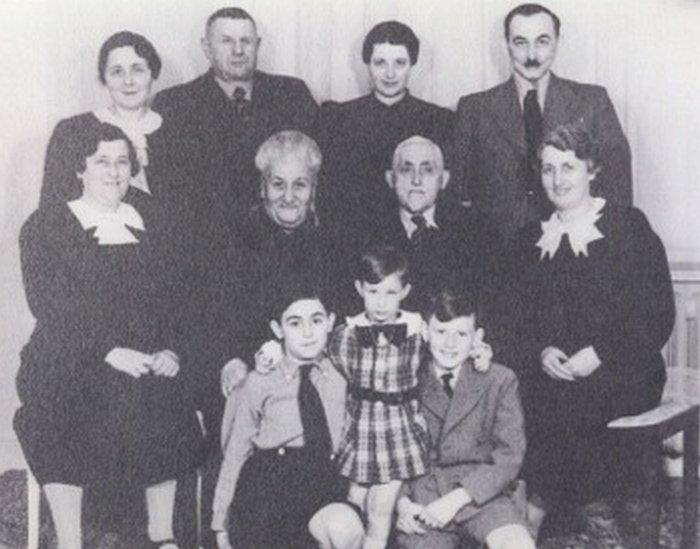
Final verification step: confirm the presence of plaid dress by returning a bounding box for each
[329,311,429,484]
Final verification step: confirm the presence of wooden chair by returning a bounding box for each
[608,401,699,549]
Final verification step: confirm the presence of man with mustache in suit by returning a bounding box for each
[452,3,632,244]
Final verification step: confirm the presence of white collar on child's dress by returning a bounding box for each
[345,310,424,337]
[93,107,162,194]
[68,197,145,245]
[536,197,606,260]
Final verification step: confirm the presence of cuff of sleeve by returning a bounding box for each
[211,512,227,533]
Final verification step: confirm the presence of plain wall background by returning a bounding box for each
[1,0,699,470]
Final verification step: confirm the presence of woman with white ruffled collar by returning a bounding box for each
[515,123,675,540]
[39,31,170,209]
[16,123,203,549]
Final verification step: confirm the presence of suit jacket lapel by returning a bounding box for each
[442,363,488,437]
[419,364,450,423]
[543,73,583,131]
[491,78,527,155]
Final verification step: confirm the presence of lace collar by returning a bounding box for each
[68,198,145,245]
[536,197,606,260]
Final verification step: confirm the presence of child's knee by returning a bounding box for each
[485,523,536,549]
[310,503,364,549]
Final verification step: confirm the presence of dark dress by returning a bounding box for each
[515,204,675,505]
[14,196,204,488]
[316,92,454,231]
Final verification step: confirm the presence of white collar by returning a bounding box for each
[399,206,438,238]
[513,71,550,111]
[68,197,145,245]
[432,362,462,389]
[536,197,606,260]
[346,310,424,337]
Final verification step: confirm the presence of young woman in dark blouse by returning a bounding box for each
[16,123,203,549]
[515,123,675,538]
[316,21,455,232]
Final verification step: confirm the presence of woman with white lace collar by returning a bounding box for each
[515,123,675,541]
[15,123,203,549]
[39,31,168,209]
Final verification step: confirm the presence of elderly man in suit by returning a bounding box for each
[452,3,632,244]
[153,7,318,234]
[363,135,514,365]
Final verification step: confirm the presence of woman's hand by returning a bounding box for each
[151,350,180,377]
[395,497,427,535]
[221,358,249,397]
[564,346,601,378]
[469,328,493,372]
[540,346,574,381]
[105,347,153,378]
[215,531,232,549]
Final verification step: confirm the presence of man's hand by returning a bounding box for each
[469,328,493,372]
[564,346,602,378]
[151,349,180,377]
[254,340,283,374]
[540,346,574,381]
[417,489,471,529]
[221,358,249,397]
[395,497,427,535]
[105,347,153,378]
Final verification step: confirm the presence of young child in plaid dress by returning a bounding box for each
[328,244,429,549]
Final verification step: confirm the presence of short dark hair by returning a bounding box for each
[206,7,257,33]
[98,31,162,84]
[357,244,409,285]
[75,123,139,177]
[504,3,561,40]
[424,287,478,323]
[267,276,327,323]
[538,122,600,173]
[362,21,419,65]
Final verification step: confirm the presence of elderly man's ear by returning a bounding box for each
[385,170,395,189]
[439,170,450,190]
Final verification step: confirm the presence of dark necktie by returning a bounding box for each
[232,86,249,119]
[441,373,454,398]
[411,214,428,240]
[298,363,332,458]
[523,89,544,198]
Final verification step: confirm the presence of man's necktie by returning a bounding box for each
[411,214,428,241]
[233,86,249,119]
[441,373,454,398]
[523,89,544,198]
[298,363,332,457]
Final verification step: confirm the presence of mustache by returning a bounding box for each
[524,59,541,69]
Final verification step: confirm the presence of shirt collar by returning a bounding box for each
[536,197,606,260]
[346,310,424,337]
[399,205,438,238]
[513,70,551,111]
[432,362,462,389]
[279,354,329,379]
[213,74,253,100]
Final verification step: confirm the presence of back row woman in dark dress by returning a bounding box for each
[515,123,675,538]
[316,21,454,232]
[16,123,204,549]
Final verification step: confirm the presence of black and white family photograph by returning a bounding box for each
[0,0,699,547]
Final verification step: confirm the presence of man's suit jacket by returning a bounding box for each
[407,362,526,523]
[152,69,318,232]
[452,73,632,243]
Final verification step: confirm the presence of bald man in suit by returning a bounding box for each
[452,3,632,244]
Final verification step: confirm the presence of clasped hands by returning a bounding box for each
[396,489,472,534]
[105,347,180,378]
[540,345,601,381]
